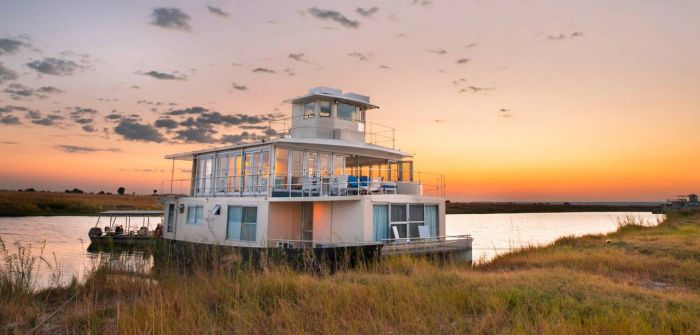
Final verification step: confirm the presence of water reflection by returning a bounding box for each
[0,212,664,287]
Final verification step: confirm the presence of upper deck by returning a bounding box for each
[162,87,445,200]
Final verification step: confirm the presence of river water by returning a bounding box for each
[0,212,662,288]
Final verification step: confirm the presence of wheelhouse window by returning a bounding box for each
[319,101,331,117]
[187,205,203,224]
[337,103,356,121]
[303,102,315,119]
[226,206,257,241]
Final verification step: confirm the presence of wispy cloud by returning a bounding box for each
[150,7,192,31]
[26,57,84,76]
[356,7,379,18]
[0,115,21,125]
[307,7,360,28]
[206,5,229,17]
[456,58,470,64]
[0,38,27,55]
[252,67,275,74]
[114,119,166,142]
[548,32,584,41]
[3,83,63,100]
[348,52,371,61]
[55,145,120,153]
[289,53,307,62]
[139,70,187,80]
[459,86,495,93]
[498,108,512,118]
[428,48,447,55]
[0,63,17,84]
[231,83,248,91]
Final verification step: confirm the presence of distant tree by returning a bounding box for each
[23,188,36,192]
[106,192,113,195]
[153,189,158,196]
[98,191,105,195]
[117,187,125,195]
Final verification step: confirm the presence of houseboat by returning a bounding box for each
[160,87,472,262]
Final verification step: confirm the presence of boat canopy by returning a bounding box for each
[99,210,164,217]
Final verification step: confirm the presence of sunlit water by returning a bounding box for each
[446,212,664,263]
[0,212,663,287]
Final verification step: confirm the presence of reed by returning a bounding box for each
[1,213,700,334]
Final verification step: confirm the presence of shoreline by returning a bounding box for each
[1,212,698,333]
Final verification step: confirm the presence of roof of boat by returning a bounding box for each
[165,137,411,160]
[99,210,164,217]
[290,86,379,109]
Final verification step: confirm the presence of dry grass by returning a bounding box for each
[2,213,700,334]
[0,191,160,216]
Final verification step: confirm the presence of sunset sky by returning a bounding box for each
[0,0,698,201]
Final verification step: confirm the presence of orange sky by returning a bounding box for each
[0,1,699,201]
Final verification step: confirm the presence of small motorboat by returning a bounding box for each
[88,210,164,248]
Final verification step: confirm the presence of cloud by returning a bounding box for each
[459,86,495,93]
[26,57,84,76]
[55,145,120,153]
[1,115,20,125]
[307,7,360,28]
[174,125,215,143]
[0,105,32,114]
[348,52,371,61]
[165,106,207,116]
[27,113,64,126]
[456,58,470,64]
[356,7,379,17]
[465,43,477,49]
[379,64,391,69]
[289,53,307,62]
[498,108,512,118]
[114,119,165,142]
[3,83,64,100]
[206,5,229,17]
[231,83,248,90]
[220,131,259,144]
[0,63,17,84]
[150,7,192,31]
[0,141,18,145]
[252,67,275,74]
[154,118,178,129]
[428,49,447,55]
[548,32,583,41]
[0,38,26,55]
[140,70,187,80]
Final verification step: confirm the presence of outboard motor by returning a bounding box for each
[88,227,103,238]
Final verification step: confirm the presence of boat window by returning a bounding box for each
[290,150,303,190]
[216,156,228,193]
[391,204,406,222]
[305,151,318,176]
[197,157,213,194]
[274,148,289,191]
[227,206,257,241]
[303,102,315,119]
[337,103,356,121]
[319,101,331,117]
[260,150,270,192]
[187,205,203,224]
[408,204,425,238]
[332,154,346,176]
[319,152,330,177]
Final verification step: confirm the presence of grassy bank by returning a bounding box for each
[2,214,700,334]
[446,201,660,214]
[0,191,161,216]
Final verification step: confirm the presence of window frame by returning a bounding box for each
[303,102,316,119]
[186,205,204,225]
[319,100,331,117]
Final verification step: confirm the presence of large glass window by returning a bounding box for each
[274,148,289,190]
[337,103,356,121]
[303,102,315,119]
[409,204,425,238]
[216,156,228,193]
[244,153,254,193]
[290,150,303,190]
[226,206,257,241]
[197,157,213,194]
[305,151,318,177]
[389,204,426,239]
[333,154,346,176]
[260,150,269,193]
[187,205,203,224]
[320,152,330,177]
[231,155,242,192]
[319,101,331,117]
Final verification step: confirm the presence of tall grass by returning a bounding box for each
[2,213,700,334]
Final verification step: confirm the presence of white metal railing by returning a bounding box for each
[268,239,381,249]
[160,169,445,198]
[265,115,397,148]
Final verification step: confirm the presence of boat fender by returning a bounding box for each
[88,227,103,238]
